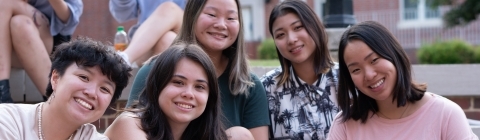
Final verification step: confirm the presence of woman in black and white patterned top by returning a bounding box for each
[260,1,340,139]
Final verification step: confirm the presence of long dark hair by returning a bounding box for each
[175,0,254,96]
[337,21,426,123]
[133,43,227,140]
[268,0,333,86]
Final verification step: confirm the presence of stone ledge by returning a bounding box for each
[9,64,480,102]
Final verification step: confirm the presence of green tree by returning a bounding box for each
[431,0,480,28]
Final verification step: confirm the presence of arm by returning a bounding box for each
[244,74,271,140]
[49,0,83,35]
[109,0,139,23]
[48,0,69,23]
[444,99,479,139]
[104,112,146,140]
[249,126,269,140]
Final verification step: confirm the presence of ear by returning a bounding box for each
[50,69,60,91]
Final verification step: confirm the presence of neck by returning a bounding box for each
[170,122,189,140]
[206,51,228,77]
[291,62,317,85]
[40,103,79,140]
[376,98,410,119]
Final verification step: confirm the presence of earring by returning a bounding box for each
[48,91,56,104]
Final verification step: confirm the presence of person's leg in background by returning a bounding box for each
[0,0,52,103]
[121,1,184,65]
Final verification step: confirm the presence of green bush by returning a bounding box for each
[474,47,480,63]
[257,38,278,60]
[417,40,475,64]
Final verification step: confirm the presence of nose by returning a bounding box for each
[181,86,194,100]
[83,83,97,100]
[364,66,377,81]
[213,18,227,30]
[287,32,297,45]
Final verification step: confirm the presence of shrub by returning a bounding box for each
[474,47,480,63]
[257,38,278,60]
[417,40,475,64]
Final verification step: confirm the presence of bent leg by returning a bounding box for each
[123,1,184,64]
[10,14,52,96]
[134,31,177,66]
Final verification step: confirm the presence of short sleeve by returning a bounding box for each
[242,74,271,129]
[443,98,479,140]
[327,112,347,140]
[126,62,154,107]
[0,105,21,139]
[49,0,83,35]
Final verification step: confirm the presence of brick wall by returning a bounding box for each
[72,1,136,43]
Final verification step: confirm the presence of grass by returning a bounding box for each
[249,59,280,67]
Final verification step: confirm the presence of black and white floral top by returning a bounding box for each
[260,63,340,140]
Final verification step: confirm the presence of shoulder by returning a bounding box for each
[75,124,109,140]
[260,67,282,80]
[104,112,146,140]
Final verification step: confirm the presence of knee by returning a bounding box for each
[10,15,36,31]
[226,126,254,140]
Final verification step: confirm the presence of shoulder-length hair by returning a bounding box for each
[133,43,228,140]
[337,21,426,123]
[175,0,254,96]
[268,0,333,86]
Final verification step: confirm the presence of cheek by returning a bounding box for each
[228,22,240,36]
[351,74,364,87]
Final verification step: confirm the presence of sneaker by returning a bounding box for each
[0,80,14,103]
[117,51,131,66]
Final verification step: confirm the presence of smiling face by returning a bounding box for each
[343,40,397,102]
[271,12,316,65]
[50,64,115,124]
[194,0,240,53]
[158,58,209,126]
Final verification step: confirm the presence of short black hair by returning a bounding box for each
[46,37,132,105]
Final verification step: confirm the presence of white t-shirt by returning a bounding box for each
[0,103,108,140]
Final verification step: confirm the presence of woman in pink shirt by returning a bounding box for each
[328,21,478,140]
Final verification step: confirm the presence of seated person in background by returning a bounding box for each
[104,43,230,140]
[0,0,83,103]
[0,37,132,139]
[327,21,478,140]
[109,0,186,66]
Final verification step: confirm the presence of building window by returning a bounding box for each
[399,0,442,28]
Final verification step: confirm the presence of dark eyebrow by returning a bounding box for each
[346,52,374,68]
[78,65,115,88]
[173,75,208,84]
[204,6,237,14]
[273,20,301,35]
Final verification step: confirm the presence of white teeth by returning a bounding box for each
[370,79,384,89]
[176,103,193,109]
[75,99,93,110]
[290,46,302,52]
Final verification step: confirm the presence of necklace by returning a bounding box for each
[377,103,410,119]
[37,103,74,140]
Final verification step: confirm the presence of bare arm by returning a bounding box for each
[104,112,147,140]
[48,0,70,23]
[249,126,269,140]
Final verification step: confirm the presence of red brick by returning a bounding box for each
[465,111,480,120]
[447,97,471,109]
[473,97,480,109]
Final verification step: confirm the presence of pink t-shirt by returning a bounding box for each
[328,93,478,140]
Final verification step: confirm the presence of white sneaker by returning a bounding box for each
[117,51,131,66]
